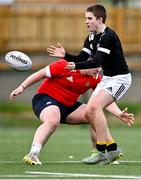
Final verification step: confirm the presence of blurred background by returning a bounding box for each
[0,0,141,127]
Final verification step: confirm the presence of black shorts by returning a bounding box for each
[32,93,82,123]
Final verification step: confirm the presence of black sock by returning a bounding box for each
[96,144,106,153]
[107,143,117,152]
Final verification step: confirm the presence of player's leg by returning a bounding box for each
[33,105,60,145]
[23,105,61,165]
[66,103,122,164]
[82,120,123,164]
[83,90,115,164]
[86,89,114,143]
[83,74,132,164]
[23,94,62,165]
[66,104,88,124]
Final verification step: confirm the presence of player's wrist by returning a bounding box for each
[20,83,26,89]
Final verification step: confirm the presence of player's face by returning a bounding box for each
[85,12,101,33]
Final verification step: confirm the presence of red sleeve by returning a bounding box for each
[45,59,69,77]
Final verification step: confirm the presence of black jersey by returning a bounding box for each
[65,27,129,76]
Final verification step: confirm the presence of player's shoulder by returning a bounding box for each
[84,33,94,43]
[50,59,67,67]
[48,59,68,76]
[55,59,67,64]
[99,27,120,44]
[104,27,119,40]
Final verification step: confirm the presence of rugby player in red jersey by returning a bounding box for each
[10,59,134,165]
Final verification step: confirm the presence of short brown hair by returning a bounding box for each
[86,4,107,23]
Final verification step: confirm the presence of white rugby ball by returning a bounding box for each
[5,51,32,71]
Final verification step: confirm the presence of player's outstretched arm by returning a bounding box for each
[10,85,25,100]
[106,102,134,126]
[47,43,66,58]
[10,68,47,100]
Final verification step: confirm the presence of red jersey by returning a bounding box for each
[38,59,102,106]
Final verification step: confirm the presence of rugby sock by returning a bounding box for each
[106,141,117,152]
[30,143,42,155]
[96,142,106,153]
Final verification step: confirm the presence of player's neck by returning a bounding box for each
[96,24,106,34]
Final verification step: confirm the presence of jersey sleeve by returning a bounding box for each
[75,34,111,70]
[45,59,68,78]
[98,33,112,54]
[82,34,93,55]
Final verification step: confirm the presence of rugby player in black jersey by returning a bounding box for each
[47,4,133,165]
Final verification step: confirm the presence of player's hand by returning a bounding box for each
[47,43,66,58]
[119,107,134,126]
[10,85,24,100]
[66,62,76,70]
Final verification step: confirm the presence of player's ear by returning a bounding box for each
[98,17,103,23]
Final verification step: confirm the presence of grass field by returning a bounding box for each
[0,125,141,179]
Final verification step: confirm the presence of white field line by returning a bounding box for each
[0,172,141,179]
[0,174,43,178]
[0,160,141,164]
[1,160,141,179]
[26,171,141,179]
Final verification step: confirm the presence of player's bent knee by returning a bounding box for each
[85,104,99,119]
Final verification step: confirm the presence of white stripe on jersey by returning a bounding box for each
[45,65,51,78]
[98,47,110,54]
[82,47,92,55]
